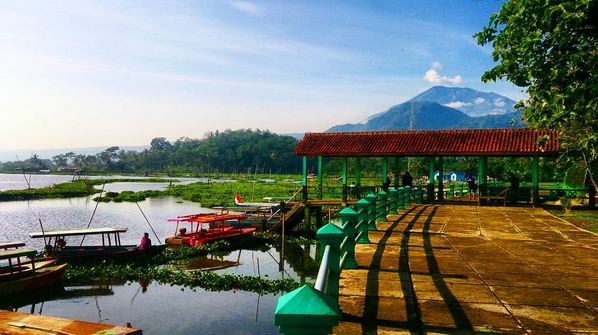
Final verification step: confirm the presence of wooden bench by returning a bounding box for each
[478,187,510,206]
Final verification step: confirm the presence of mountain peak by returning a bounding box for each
[409,86,517,117]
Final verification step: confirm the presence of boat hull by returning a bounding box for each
[165,227,256,246]
[0,263,67,297]
[50,245,138,260]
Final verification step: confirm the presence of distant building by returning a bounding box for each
[434,171,467,181]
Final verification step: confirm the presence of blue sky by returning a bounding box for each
[0,0,523,150]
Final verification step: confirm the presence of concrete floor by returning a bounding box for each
[334,204,598,334]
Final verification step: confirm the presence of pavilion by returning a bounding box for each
[294,128,561,208]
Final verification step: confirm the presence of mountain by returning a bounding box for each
[409,86,518,117]
[327,86,524,132]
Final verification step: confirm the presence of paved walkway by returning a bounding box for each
[334,205,598,334]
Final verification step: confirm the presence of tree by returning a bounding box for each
[476,0,598,188]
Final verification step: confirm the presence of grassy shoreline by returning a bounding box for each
[0,178,179,202]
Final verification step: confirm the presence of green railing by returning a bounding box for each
[274,190,413,334]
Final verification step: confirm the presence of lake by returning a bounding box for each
[0,195,317,334]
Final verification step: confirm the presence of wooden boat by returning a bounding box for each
[165,213,256,246]
[29,227,139,260]
[0,246,66,297]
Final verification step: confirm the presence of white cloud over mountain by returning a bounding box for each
[423,62,462,85]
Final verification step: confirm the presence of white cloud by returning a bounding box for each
[490,108,506,115]
[494,98,506,107]
[474,97,485,104]
[445,101,471,109]
[431,61,442,69]
[228,1,263,16]
[423,69,462,85]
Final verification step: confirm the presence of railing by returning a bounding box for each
[275,190,413,334]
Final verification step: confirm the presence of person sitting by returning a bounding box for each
[57,238,67,250]
[138,232,152,252]
[177,227,187,237]
[508,172,520,190]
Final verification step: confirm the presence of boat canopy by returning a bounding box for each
[29,227,128,238]
[0,241,25,249]
[168,213,247,223]
[0,248,36,261]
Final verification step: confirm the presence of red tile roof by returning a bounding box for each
[295,129,559,157]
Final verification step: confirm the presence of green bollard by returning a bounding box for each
[458,182,464,197]
[404,186,411,208]
[355,198,371,243]
[398,187,405,210]
[449,183,455,199]
[365,193,377,231]
[339,207,358,269]
[376,190,387,222]
[388,188,398,214]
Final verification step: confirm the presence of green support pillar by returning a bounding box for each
[427,157,435,201]
[394,157,401,188]
[317,156,323,200]
[382,157,388,185]
[342,157,348,203]
[404,186,411,208]
[478,156,488,198]
[438,157,444,201]
[376,189,387,222]
[355,199,371,243]
[302,156,308,202]
[365,193,377,231]
[388,188,398,214]
[339,207,358,269]
[532,156,539,206]
[398,187,405,210]
[355,157,362,187]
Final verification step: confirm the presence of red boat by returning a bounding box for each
[165,213,256,246]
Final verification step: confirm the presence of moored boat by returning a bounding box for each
[29,227,139,260]
[0,245,66,297]
[165,213,256,246]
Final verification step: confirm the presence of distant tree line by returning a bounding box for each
[0,129,302,175]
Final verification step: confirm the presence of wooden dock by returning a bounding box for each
[0,310,142,335]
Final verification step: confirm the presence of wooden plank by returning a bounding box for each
[0,248,36,261]
[0,310,142,335]
[0,241,25,249]
[29,227,128,238]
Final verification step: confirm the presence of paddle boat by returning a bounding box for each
[0,242,66,297]
[165,213,256,246]
[29,227,140,260]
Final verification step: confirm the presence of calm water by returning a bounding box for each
[0,196,316,334]
[0,173,236,192]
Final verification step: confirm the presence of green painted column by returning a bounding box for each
[355,199,371,243]
[532,156,539,206]
[339,207,358,269]
[376,189,387,222]
[438,156,444,201]
[317,156,323,200]
[388,188,398,214]
[398,187,405,210]
[458,182,464,197]
[382,157,388,184]
[404,186,411,208]
[448,182,455,199]
[355,157,362,187]
[365,193,377,231]
[302,156,308,202]
[274,285,340,335]
[478,156,488,197]
[342,157,348,203]
[427,157,435,201]
[394,157,401,188]
[316,223,344,300]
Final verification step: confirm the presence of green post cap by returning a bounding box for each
[356,198,370,207]
[316,223,345,239]
[377,189,387,196]
[389,188,397,194]
[365,192,376,199]
[275,285,341,328]
[339,207,357,216]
